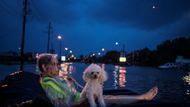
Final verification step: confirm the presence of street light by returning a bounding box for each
[18,47,21,55]
[57,35,62,60]
[101,48,105,56]
[92,53,95,56]
[58,35,62,39]
[69,50,72,54]
[64,47,68,59]
[115,42,118,46]
[114,42,119,51]
[65,47,68,51]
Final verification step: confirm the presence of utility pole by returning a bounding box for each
[122,44,125,53]
[47,22,53,53]
[20,0,29,71]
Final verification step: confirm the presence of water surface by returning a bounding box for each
[0,63,190,104]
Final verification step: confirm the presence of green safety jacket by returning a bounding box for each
[40,76,80,106]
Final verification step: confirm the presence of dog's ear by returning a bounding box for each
[83,64,94,82]
[98,69,108,83]
[83,70,90,82]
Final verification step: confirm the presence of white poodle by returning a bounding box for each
[80,64,108,107]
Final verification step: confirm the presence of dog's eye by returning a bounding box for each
[91,72,94,75]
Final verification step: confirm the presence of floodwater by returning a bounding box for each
[0,63,190,104]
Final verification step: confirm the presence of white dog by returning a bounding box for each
[80,64,108,107]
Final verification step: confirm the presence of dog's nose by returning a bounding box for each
[94,75,97,79]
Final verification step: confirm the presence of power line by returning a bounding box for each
[30,0,50,22]
[30,0,43,21]
[0,1,20,16]
[2,0,20,14]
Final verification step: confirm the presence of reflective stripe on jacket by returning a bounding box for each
[40,76,80,106]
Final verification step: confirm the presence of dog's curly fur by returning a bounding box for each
[80,64,108,107]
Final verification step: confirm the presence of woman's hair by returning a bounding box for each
[37,53,57,72]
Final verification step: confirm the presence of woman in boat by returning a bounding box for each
[37,53,158,107]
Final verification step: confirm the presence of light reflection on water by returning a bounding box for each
[183,72,190,85]
[113,66,119,89]
[113,65,127,88]
[182,72,190,96]
[119,66,127,88]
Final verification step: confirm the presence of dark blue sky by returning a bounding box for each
[0,0,190,56]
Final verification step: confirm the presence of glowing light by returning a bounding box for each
[69,50,72,53]
[10,71,22,76]
[119,67,126,73]
[115,42,118,45]
[102,48,105,51]
[65,48,68,51]
[113,70,118,89]
[152,5,156,9]
[17,100,33,106]
[61,56,66,61]
[57,35,62,40]
[71,54,74,58]
[119,57,126,62]
[186,90,190,95]
[182,73,190,95]
[113,65,119,89]
[183,73,190,85]
[119,72,126,87]
[119,66,127,87]
[1,84,8,88]
[113,66,127,88]
[98,52,101,55]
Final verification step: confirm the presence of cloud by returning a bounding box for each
[29,0,79,25]
[90,0,190,30]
